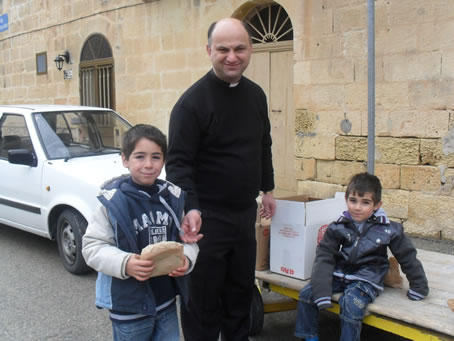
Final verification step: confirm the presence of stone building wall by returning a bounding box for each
[0,0,215,130]
[1,0,454,240]
[293,0,454,240]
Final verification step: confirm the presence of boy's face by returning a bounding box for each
[122,137,164,186]
[346,191,382,223]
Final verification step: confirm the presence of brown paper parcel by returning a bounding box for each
[448,299,454,312]
[140,241,184,278]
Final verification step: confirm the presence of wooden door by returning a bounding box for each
[245,44,296,197]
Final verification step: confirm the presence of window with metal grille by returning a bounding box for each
[244,3,293,44]
[79,34,115,109]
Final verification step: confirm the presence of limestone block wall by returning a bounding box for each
[0,0,230,132]
[294,0,454,240]
[1,0,454,240]
[0,0,301,132]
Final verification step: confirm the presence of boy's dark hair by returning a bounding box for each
[345,172,382,204]
[122,124,167,160]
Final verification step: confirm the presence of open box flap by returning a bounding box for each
[306,197,347,226]
[273,199,306,225]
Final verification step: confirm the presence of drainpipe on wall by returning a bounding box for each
[367,0,376,174]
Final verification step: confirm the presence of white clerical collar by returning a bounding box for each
[229,82,239,87]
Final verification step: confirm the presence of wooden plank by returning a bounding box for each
[368,286,454,336]
[256,269,307,292]
[256,249,454,337]
[417,249,454,267]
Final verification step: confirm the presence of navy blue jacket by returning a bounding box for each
[94,175,189,316]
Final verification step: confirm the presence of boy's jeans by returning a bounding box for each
[112,302,179,341]
[295,278,379,341]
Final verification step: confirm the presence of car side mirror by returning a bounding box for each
[8,149,37,167]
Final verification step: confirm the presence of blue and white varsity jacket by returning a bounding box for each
[82,175,199,316]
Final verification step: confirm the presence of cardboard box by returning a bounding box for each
[270,192,347,280]
[255,200,271,270]
[255,221,270,270]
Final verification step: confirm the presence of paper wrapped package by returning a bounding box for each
[140,241,184,278]
[448,299,454,312]
[383,256,403,288]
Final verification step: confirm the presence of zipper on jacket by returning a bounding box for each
[348,218,375,263]
[353,236,360,247]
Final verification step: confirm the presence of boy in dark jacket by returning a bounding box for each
[294,172,428,341]
[82,124,200,341]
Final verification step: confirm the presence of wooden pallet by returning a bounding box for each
[255,249,454,340]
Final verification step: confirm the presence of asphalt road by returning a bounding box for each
[0,223,434,340]
[0,224,112,341]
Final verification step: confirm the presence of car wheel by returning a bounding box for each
[56,209,91,274]
[249,283,264,336]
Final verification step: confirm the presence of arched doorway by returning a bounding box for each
[237,2,296,196]
[79,34,115,109]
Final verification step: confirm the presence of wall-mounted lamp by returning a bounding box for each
[54,51,71,71]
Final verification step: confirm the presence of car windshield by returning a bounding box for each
[33,110,132,160]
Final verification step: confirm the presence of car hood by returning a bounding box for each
[47,153,129,187]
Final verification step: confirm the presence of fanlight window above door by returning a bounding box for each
[245,3,293,44]
[81,34,113,61]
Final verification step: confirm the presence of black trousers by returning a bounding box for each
[181,204,257,341]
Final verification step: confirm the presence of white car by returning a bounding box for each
[0,105,134,274]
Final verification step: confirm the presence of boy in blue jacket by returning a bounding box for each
[82,124,200,341]
[295,172,428,341]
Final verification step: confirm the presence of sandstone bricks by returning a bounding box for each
[2,0,454,240]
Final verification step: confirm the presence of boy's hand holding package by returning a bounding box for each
[168,256,189,277]
[126,254,156,282]
[140,241,186,278]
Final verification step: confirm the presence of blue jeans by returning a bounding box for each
[112,303,179,341]
[294,278,379,341]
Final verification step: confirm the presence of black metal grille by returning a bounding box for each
[81,34,113,61]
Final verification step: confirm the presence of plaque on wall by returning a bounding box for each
[64,69,73,80]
